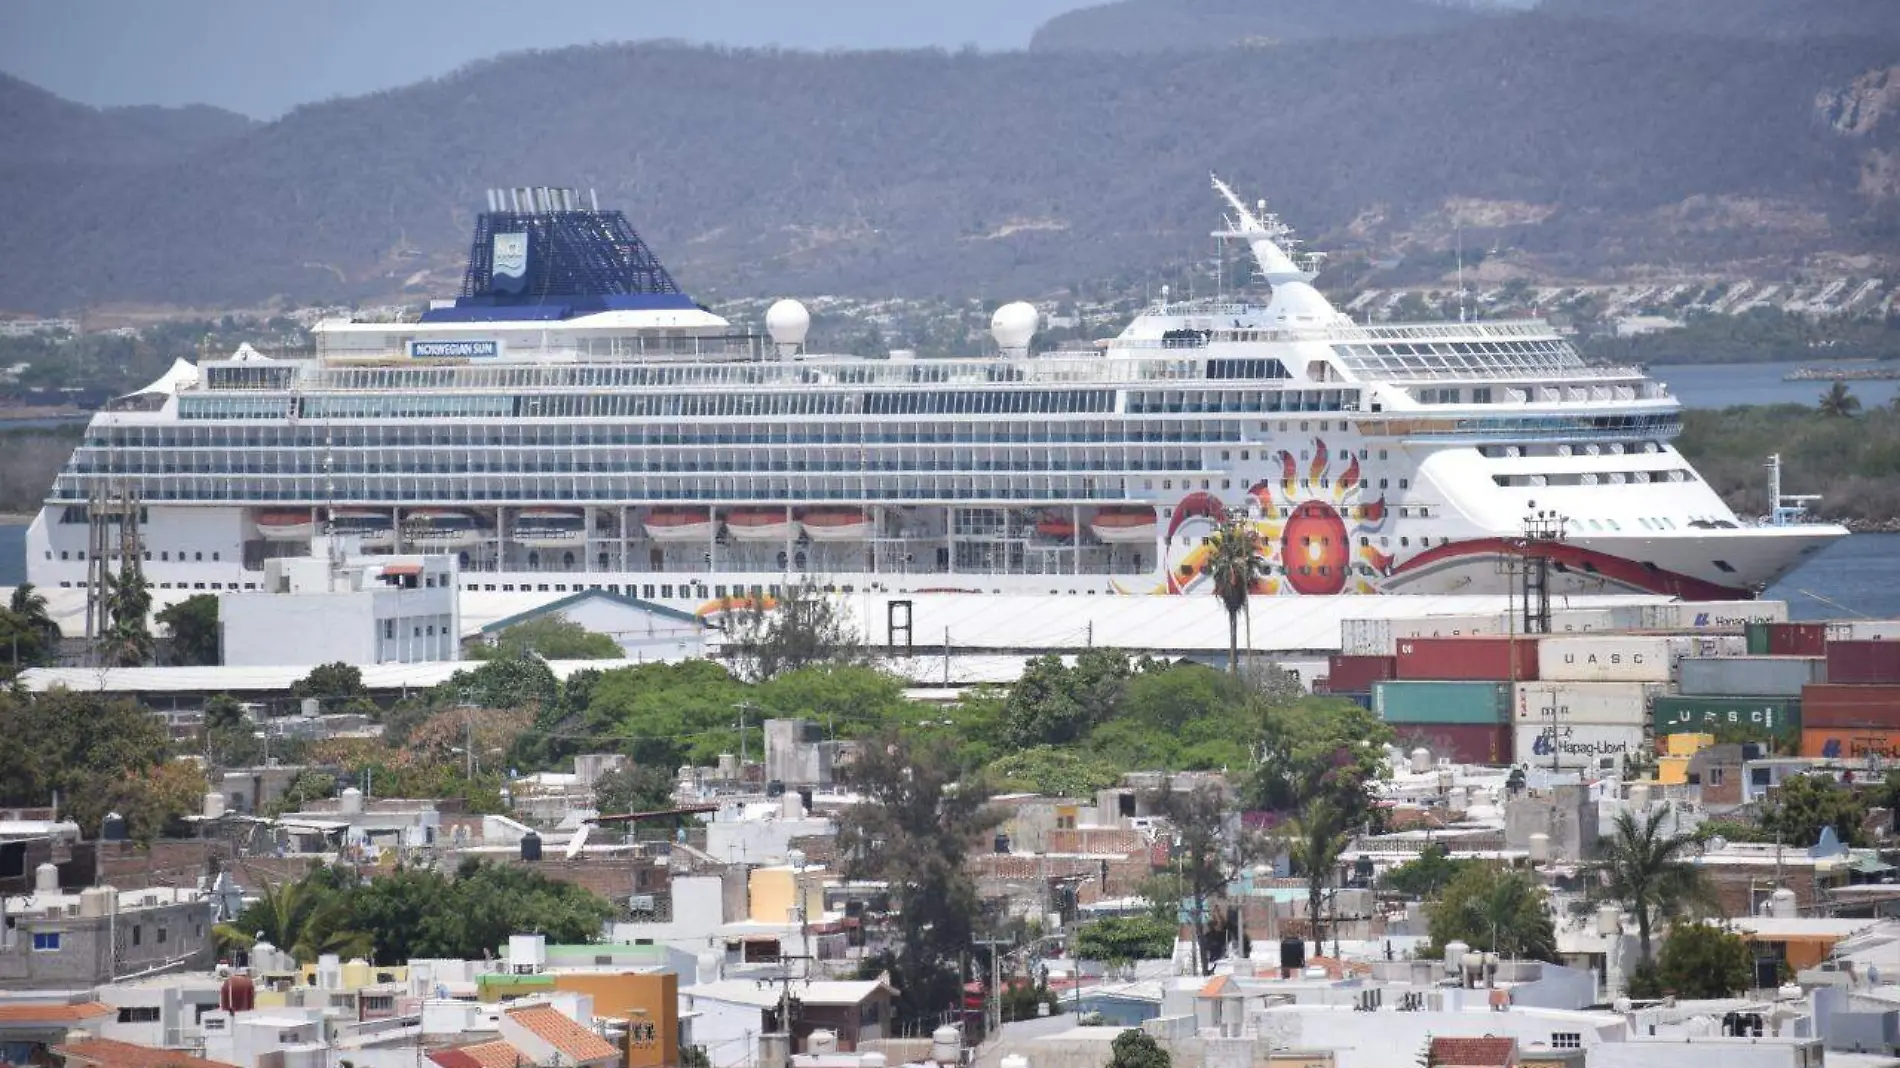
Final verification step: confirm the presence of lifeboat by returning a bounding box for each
[402,508,484,548]
[643,508,715,543]
[800,509,876,542]
[1089,506,1158,545]
[330,508,394,547]
[1035,513,1077,541]
[255,510,314,542]
[514,507,586,547]
[725,509,797,542]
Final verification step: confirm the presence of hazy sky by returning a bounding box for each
[0,0,1094,118]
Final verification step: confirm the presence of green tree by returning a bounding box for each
[986,746,1122,797]
[752,663,912,740]
[204,693,246,732]
[155,594,220,666]
[1426,865,1558,963]
[215,874,371,963]
[1108,1029,1171,1068]
[440,654,559,711]
[1249,698,1392,827]
[722,580,863,682]
[292,662,367,709]
[1001,651,1133,750]
[1760,772,1867,847]
[1150,780,1228,975]
[102,558,154,666]
[1073,915,1178,969]
[472,615,622,661]
[3,583,61,667]
[0,689,184,836]
[1819,380,1861,417]
[1380,844,1476,899]
[1283,799,1351,953]
[837,728,1001,1028]
[592,764,677,816]
[1204,516,1265,674]
[1654,922,1753,998]
[1592,806,1711,964]
[267,770,338,816]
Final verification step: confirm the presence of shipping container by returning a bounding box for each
[1842,620,1900,640]
[1745,621,1772,656]
[1652,695,1800,740]
[1327,655,1398,694]
[1678,656,1827,698]
[1674,601,1790,629]
[1396,637,1539,681]
[1514,723,1646,772]
[1826,641,1900,685]
[1374,681,1511,724]
[1340,611,1617,656]
[1798,684,1900,728]
[1536,635,1675,683]
[1766,623,1829,657]
[1512,682,1659,726]
[1799,728,1900,760]
[1390,724,1513,766]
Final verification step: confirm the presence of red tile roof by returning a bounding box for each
[1430,1036,1517,1067]
[1197,975,1235,998]
[505,1005,618,1064]
[0,1002,113,1022]
[428,1040,524,1068]
[55,1037,242,1068]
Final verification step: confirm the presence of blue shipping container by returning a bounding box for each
[1373,681,1511,724]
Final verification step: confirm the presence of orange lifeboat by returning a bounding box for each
[255,510,314,542]
[1089,506,1158,545]
[1035,514,1077,541]
[724,509,797,542]
[643,508,714,542]
[800,509,876,542]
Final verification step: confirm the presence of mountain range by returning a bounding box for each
[1,0,1896,313]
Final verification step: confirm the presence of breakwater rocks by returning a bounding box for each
[1842,517,1900,533]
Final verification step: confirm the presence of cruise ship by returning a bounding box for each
[26,179,1845,610]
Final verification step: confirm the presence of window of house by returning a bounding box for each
[1552,1033,1581,1049]
[117,1007,161,1023]
[132,925,142,946]
[383,620,395,640]
[32,932,60,951]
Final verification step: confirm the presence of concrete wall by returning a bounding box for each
[0,896,215,988]
[1504,785,1599,862]
[611,875,731,946]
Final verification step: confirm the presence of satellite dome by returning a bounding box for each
[766,299,810,350]
[990,302,1038,355]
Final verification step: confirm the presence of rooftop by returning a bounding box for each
[0,1001,112,1023]
[55,1038,242,1068]
[429,1040,525,1068]
[503,1004,618,1063]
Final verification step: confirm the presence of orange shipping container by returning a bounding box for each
[1799,727,1900,760]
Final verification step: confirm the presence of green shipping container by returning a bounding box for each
[1374,681,1511,724]
[1652,694,1800,739]
[1745,621,1773,656]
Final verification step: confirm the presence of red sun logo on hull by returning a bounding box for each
[1281,500,1351,595]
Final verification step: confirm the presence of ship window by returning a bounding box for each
[1241,451,1250,460]
[1379,480,1388,490]
[1379,451,1388,460]
[1713,560,1736,574]
[60,551,68,560]
[1400,538,1409,547]
[1399,479,1409,489]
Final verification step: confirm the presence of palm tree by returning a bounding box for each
[8,583,59,648]
[1819,380,1861,417]
[1594,805,1710,964]
[1204,516,1266,675]
[101,561,154,666]
[1283,799,1350,955]
[214,876,370,963]
[1459,869,1559,964]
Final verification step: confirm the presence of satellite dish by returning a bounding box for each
[565,822,591,860]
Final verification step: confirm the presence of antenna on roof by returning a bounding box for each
[1456,221,1468,323]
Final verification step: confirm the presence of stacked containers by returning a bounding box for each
[1376,638,1538,766]
[1374,681,1512,765]
[1323,654,1398,700]
[1652,695,1801,749]
[1517,636,1672,771]
[1801,639,1900,756]
[1657,656,1818,752]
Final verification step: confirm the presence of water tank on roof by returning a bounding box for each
[101,812,127,841]
[204,792,227,819]
[1279,936,1306,976]
[931,1025,962,1065]
[860,1056,889,1068]
[34,862,57,895]
[1444,940,1470,974]
[1410,748,1432,774]
[1769,887,1798,918]
[807,1030,838,1056]
[520,832,543,862]
[766,779,786,798]
[220,973,256,1013]
[1528,832,1551,864]
[78,886,114,918]
[339,787,364,815]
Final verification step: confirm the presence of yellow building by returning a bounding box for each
[748,865,827,925]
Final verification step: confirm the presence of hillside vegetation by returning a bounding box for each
[1,15,1895,312]
[1675,401,1900,523]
